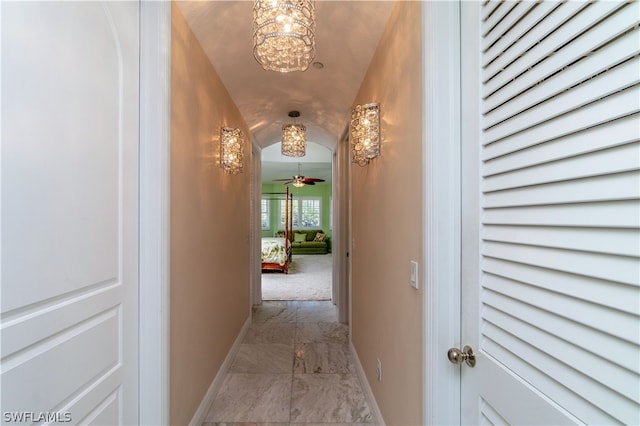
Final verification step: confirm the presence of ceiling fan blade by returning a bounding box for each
[305,181,316,185]
[273,178,294,181]
[303,178,325,183]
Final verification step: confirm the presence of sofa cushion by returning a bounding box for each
[313,232,326,242]
[294,233,307,243]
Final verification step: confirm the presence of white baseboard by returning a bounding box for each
[350,342,385,426]
[189,316,251,426]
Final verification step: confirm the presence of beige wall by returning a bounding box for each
[350,2,423,425]
[170,4,252,424]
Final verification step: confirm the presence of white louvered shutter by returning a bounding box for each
[462,1,640,424]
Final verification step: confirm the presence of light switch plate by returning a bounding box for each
[410,261,419,289]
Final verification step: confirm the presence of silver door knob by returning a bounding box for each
[447,345,476,368]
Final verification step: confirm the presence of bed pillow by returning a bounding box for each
[313,232,326,242]
[294,233,307,243]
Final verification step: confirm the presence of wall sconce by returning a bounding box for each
[350,102,380,166]
[220,127,244,174]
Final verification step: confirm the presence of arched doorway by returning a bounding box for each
[256,141,335,302]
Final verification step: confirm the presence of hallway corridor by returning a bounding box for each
[203,301,373,425]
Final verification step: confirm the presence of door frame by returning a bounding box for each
[333,126,351,324]
[139,1,171,424]
[251,142,263,306]
[459,2,482,422]
[250,144,344,312]
[422,2,463,425]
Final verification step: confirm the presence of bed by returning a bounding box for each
[261,187,293,273]
[261,237,291,273]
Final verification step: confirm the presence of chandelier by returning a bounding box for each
[281,111,306,157]
[350,102,380,166]
[253,0,316,73]
[220,127,244,174]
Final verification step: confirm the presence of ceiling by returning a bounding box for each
[176,0,396,183]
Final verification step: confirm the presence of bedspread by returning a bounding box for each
[261,237,288,266]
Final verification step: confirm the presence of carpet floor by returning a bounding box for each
[262,254,332,301]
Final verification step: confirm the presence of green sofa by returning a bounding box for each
[276,229,330,254]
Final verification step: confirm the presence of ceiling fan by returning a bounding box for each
[273,163,325,187]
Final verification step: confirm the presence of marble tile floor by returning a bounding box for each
[203,300,374,426]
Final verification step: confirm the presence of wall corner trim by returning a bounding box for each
[350,342,386,426]
[189,316,252,426]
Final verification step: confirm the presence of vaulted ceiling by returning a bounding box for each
[176,1,396,183]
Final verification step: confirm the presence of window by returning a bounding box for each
[261,198,270,230]
[279,197,321,229]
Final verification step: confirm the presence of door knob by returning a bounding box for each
[447,345,476,368]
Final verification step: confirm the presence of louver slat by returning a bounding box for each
[484,27,640,126]
[483,2,626,95]
[482,1,517,38]
[483,200,640,229]
[482,2,556,63]
[483,170,639,208]
[482,294,638,398]
[482,0,502,24]
[484,58,639,142]
[482,1,538,55]
[484,142,640,193]
[482,1,591,87]
[484,257,640,327]
[483,87,638,156]
[482,318,637,425]
[483,224,639,257]
[484,114,639,176]
[482,241,639,287]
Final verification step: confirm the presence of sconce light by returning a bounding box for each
[220,127,244,174]
[350,102,380,166]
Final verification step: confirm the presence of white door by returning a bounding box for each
[460,1,640,424]
[2,1,140,424]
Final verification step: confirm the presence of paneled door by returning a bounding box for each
[460,1,639,424]
[2,1,140,423]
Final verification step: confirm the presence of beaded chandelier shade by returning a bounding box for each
[281,123,306,157]
[281,111,306,157]
[220,127,244,174]
[350,102,380,166]
[253,0,316,73]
